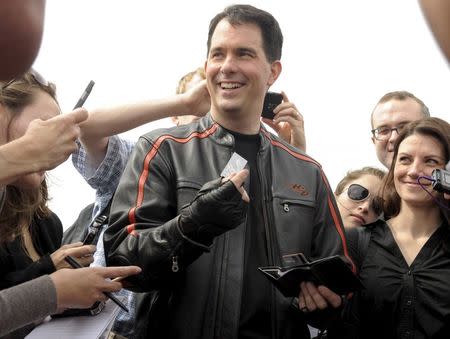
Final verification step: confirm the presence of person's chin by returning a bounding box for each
[344,222,359,229]
[347,215,364,227]
[219,102,242,115]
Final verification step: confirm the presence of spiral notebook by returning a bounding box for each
[25,297,123,339]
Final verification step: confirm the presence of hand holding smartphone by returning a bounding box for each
[261,91,283,119]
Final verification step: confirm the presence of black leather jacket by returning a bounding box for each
[104,115,352,339]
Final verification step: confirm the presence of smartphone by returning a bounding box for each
[261,91,283,119]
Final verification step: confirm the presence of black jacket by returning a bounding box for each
[104,115,352,339]
[0,212,61,290]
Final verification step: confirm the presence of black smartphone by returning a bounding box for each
[261,91,283,119]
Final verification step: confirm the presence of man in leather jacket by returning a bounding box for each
[104,4,352,339]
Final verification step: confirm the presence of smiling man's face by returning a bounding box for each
[205,19,280,123]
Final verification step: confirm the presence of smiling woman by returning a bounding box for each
[0,71,97,336]
[328,117,450,339]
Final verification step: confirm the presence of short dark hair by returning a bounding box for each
[207,4,283,63]
[371,90,430,128]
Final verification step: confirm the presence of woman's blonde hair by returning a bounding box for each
[335,166,386,196]
[176,67,205,94]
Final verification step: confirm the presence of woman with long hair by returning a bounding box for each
[0,70,95,293]
[329,117,450,338]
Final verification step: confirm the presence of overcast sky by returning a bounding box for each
[34,0,450,228]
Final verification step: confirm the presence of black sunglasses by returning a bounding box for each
[347,184,370,201]
[346,183,383,215]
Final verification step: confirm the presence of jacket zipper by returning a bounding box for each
[171,255,179,272]
[257,150,279,338]
[256,153,275,265]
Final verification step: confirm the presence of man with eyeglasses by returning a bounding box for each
[370,90,430,169]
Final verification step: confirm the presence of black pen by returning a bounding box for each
[64,255,129,313]
[73,80,95,110]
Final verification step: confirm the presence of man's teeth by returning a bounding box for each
[221,83,241,89]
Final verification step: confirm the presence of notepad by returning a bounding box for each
[259,255,363,297]
[25,298,123,339]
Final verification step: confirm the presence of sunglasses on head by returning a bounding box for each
[346,183,383,215]
[1,68,48,90]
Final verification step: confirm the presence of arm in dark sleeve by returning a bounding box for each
[103,137,215,292]
[0,212,63,290]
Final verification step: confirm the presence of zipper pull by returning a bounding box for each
[172,256,179,272]
[283,203,290,212]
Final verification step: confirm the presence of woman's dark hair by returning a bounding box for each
[380,117,450,223]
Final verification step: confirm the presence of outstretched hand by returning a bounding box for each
[51,265,141,309]
[51,242,96,270]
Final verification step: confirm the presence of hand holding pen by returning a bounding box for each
[64,255,130,313]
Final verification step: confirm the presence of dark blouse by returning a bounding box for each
[0,212,62,290]
[334,219,450,339]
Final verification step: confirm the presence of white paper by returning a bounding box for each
[25,298,122,339]
[220,152,248,177]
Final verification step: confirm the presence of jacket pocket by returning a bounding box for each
[273,197,316,255]
[176,180,203,212]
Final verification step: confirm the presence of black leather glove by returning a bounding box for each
[179,177,248,244]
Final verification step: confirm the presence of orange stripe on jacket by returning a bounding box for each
[261,130,356,273]
[126,124,219,234]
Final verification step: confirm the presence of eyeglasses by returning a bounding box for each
[1,68,49,91]
[346,183,383,215]
[371,123,409,141]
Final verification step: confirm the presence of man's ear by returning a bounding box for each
[171,116,179,126]
[267,61,282,86]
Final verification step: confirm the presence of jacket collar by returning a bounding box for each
[200,113,271,152]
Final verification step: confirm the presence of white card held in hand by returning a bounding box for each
[221,152,248,177]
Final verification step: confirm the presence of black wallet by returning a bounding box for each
[259,255,362,297]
